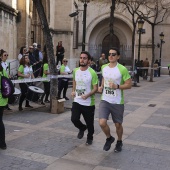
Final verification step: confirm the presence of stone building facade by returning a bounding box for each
[0,0,170,74]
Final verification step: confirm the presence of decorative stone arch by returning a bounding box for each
[87,12,133,62]
[86,12,133,45]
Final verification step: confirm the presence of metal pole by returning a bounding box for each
[82,1,87,51]
[137,29,141,61]
[159,40,162,76]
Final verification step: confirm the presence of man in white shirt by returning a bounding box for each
[71,51,98,145]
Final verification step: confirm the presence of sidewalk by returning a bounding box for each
[1,76,170,170]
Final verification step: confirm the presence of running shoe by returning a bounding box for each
[103,136,115,151]
[114,140,123,152]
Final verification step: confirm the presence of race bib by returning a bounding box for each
[75,88,86,98]
[103,86,117,97]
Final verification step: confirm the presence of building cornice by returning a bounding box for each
[0,1,18,16]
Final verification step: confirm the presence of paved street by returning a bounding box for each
[1,76,170,170]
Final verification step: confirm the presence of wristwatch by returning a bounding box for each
[117,84,119,89]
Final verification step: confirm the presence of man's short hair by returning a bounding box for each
[109,47,120,55]
[81,51,91,60]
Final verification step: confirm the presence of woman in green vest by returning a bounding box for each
[0,58,8,150]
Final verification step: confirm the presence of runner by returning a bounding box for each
[71,51,98,145]
[98,47,131,152]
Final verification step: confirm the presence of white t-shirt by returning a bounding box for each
[1,61,9,74]
[18,54,22,61]
[101,63,131,104]
[23,66,33,80]
[73,67,98,106]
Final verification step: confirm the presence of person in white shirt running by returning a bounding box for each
[71,51,98,145]
[98,47,131,152]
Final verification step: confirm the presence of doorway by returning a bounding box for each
[102,34,120,58]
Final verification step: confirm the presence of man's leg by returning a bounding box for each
[82,106,95,144]
[71,102,87,139]
[115,123,123,141]
[99,119,111,138]
[99,119,115,151]
[99,101,115,151]
[114,122,123,152]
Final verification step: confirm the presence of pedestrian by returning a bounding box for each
[89,57,97,71]
[71,51,98,145]
[18,46,27,61]
[1,50,12,110]
[33,44,43,77]
[142,58,149,80]
[18,54,34,111]
[41,53,50,105]
[0,57,8,150]
[168,64,170,76]
[99,53,108,85]
[26,46,38,77]
[153,60,159,77]
[57,58,72,100]
[56,41,65,66]
[98,47,131,152]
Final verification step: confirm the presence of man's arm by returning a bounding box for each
[109,78,132,90]
[71,80,76,98]
[81,84,98,100]
[98,77,104,93]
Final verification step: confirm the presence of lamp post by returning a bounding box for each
[80,0,90,51]
[159,32,165,77]
[137,18,144,61]
[69,0,90,51]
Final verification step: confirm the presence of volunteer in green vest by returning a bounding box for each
[57,58,72,100]
[0,58,8,150]
[18,55,34,111]
[41,53,50,105]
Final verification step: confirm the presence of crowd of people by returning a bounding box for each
[1,43,165,152]
[0,44,133,153]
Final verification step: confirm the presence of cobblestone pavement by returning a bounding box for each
[1,76,170,170]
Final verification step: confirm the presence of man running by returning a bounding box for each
[71,51,98,145]
[98,47,131,152]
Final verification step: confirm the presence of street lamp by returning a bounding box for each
[69,0,90,51]
[159,32,165,76]
[80,0,90,51]
[137,18,145,61]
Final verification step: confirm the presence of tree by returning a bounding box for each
[134,0,170,81]
[32,0,58,112]
[109,0,116,47]
[117,0,144,69]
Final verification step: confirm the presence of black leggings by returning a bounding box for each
[71,102,95,140]
[41,81,50,102]
[56,55,64,65]
[19,83,29,107]
[0,106,5,146]
[58,79,68,98]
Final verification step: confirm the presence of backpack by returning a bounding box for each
[0,73,15,98]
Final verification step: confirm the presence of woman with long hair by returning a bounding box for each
[18,54,34,111]
[18,46,27,61]
[0,57,8,149]
[41,53,50,104]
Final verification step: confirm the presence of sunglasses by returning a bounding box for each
[109,53,117,56]
[4,54,8,57]
[63,61,68,62]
